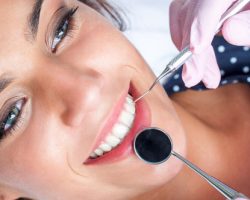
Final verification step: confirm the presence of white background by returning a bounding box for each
[113,0,179,76]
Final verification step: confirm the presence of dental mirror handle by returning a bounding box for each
[134,0,250,103]
[172,152,250,200]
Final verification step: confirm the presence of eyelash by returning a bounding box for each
[51,6,79,53]
[0,98,26,141]
[0,8,79,142]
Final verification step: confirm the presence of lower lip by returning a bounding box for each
[84,86,151,165]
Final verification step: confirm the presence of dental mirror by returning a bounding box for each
[133,128,250,200]
[133,127,172,164]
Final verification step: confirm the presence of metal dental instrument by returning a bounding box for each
[134,0,250,103]
[134,128,250,200]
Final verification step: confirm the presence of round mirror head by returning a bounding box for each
[133,128,173,164]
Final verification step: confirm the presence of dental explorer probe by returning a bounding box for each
[134,128,250,200]
[134,0,250,103]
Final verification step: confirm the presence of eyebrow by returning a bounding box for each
[0,76,14,94]
[28,0,45,39]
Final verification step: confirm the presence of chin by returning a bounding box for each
[122,87,186,194]
[140,86,187,186]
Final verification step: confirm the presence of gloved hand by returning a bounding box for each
[169,0,250,88]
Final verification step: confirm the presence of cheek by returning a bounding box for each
[0,112,72,196]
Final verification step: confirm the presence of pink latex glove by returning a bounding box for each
[169,0,250,88]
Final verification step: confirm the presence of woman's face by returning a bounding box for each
[0,0,186,199]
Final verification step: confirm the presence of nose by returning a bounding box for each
[38,65,104,127]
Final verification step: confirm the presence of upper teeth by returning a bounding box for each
[90,94,136,158]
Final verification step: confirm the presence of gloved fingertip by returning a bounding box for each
[222,14,250,46]
[183,78,195,88]
[182,63,203,88]
[202,70,221,89]
[203,79,220,89]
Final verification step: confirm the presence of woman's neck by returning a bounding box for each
[134,84,250,200]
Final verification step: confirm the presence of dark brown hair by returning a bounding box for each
[15,0,125,199]
[80,0,126,31]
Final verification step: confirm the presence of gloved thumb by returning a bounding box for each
[222,10,250,46]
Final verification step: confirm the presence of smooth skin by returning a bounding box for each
[0,0,249,200]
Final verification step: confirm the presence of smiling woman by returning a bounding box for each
[0,0,249,200]
[13,1,125,199]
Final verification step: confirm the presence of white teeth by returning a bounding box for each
[89,94,136,159]
[90,152,98,158]
[105,135,121,147]
[94,148,104,156]
[99,143,112,152]
[118,110,134,127]
[125,102,135,114]
[126,95,133,103]
[112,123,129,139]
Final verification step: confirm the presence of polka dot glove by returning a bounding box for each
[169,0,250,88]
